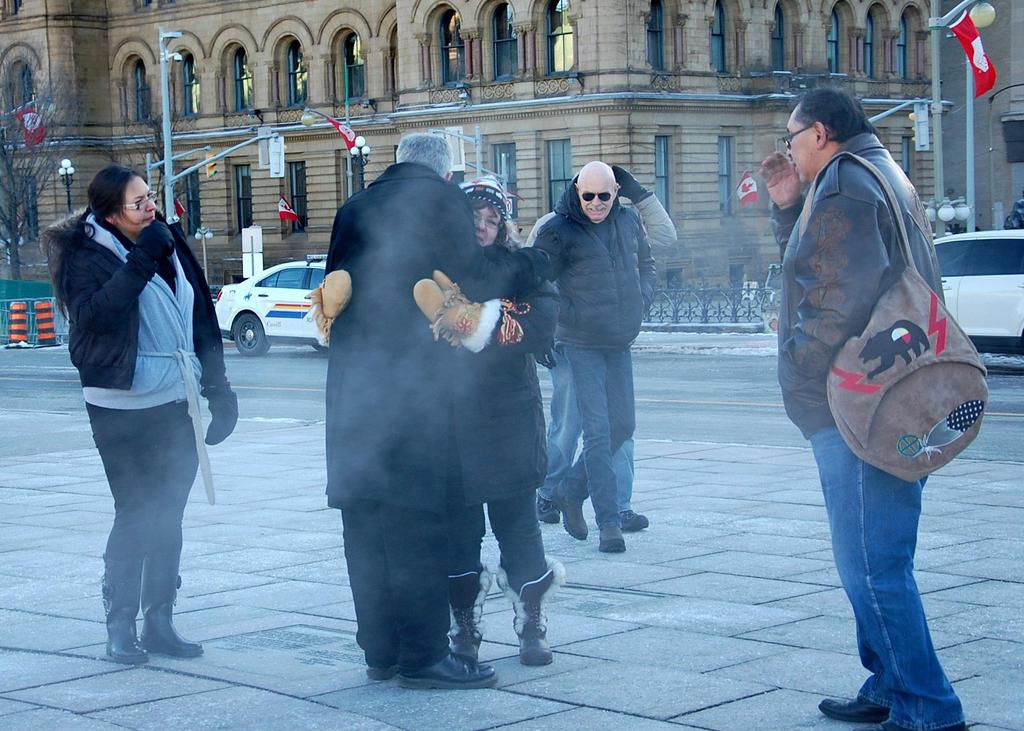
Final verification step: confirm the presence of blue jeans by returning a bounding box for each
[557,345,635,529]
[810,428,964,731]
[538,346,634,512]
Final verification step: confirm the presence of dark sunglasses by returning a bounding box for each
[580,191,613,202]
[781,123,815,150]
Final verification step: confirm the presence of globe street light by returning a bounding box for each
[194,226,214,274]
[350,135,371,192]
[58,158,75,213]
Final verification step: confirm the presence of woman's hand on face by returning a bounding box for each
[135,221,176,260]
[759,152,802,210]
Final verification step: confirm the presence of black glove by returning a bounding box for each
[203,385,238,446]
[612,165,653,203]
[136,221,176,261]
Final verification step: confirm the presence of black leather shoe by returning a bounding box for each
[366,664,398,681]
[854,723,966,731]
[619,510,649,532]
[398,653,497,689]
[819,697,889,723]
[536,496,560,524]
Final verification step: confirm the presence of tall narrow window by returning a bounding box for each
[547,139,572,210]
[492,142,518,217]
[184,171,202,236]
[710,1,726,73]
[647,0,664,71]
[901,136,913,179]
[388,27,399,94]
[547,0,574,74]
[11,0,22,15]
[233,49,253,111]
[23,176,37,239]
[771,4,785,71]
[235,165,252,231]
[827,10,840,73]
[341,34,365,101]
[133,61,150,121]
[440,10,465,85]
[182,54,200,116]
[10,63,33,107]
[493,4,518,80]
[288,161,308,233]
[718,135,733,215]
[896,14,909,79]
[864,13,875,78]
[286,41,307,107]
[655,135,671,214]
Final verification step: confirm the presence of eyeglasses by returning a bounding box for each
[580,191,613,202]
[781,124,816,150]
[125,191,158,211]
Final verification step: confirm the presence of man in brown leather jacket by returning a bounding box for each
[761,88,965,731]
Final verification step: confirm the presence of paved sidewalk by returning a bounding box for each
[0,420,1021,731]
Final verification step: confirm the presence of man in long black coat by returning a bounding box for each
[324,133,543,689]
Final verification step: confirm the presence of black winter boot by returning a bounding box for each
[102,553,148,665]
[139,550,203,658]
[498,559,565,666]
[448,567,491,662]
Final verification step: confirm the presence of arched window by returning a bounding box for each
[493,4,518,80]
[11,0,22,15]
[710,1,726,73]
[896,13,908,79]
[286,40,307,107]
[133,60,150,121]
[771,4,785,71]
[827,10,840,73]
[440,10,465,85]
[647,0,664,71]
[388,27,399,94]
[344,33,365,99]
[233,48,253,111]
[864,13,875,78]
[9,62,33,107]
[547,0,573,74]
[182,53,200,116]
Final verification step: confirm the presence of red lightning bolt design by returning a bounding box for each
[928,291,947,354]
[831,366,882,394]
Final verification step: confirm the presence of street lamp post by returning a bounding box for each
[194,226,214,275]
[350,136,371,192]
[57,158,75,213]
[929,1,995,235]
[158,27,183,220]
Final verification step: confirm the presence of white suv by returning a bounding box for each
[934,230,1024,353]
[215,258,326,356]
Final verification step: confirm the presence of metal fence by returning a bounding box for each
[645,285,780,325]
[1,298,68,346]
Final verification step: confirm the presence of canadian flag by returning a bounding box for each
[174,198,186,218]
[325,117,357,150]
[737,170,760,205]
[278,196,300,222]
[14,102,45,147]
[950,11,997,97]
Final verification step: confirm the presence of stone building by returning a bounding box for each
[1,0,933,285]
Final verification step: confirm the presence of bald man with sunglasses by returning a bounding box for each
[531,161,658,553]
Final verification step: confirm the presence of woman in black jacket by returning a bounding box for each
[438,178,565,667]
[41,165,237,665]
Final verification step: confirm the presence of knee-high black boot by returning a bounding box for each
[448,567,491,662]
[102,553,148,665]
[139,549,203,658]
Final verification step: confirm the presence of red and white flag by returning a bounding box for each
[950,11,997,97]
[278,196,300,222]
[326,117,356,150]
[737,170,760,205]
[14,102,45,147]
[173,198,186,218]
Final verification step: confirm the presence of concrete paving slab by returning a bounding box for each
[953,669,1024,730]
[499,706,699,730]
[635,572,829,604]
[707,647,871,697]
[0,650,119,693]
[0,699,36,716]
[926,579,1024,608]
[89,686,397,730]
[598,595,813,636]
[0,708,127,730]
[661,550,834,579]
[504,661,771,720]
[671,687,839,730]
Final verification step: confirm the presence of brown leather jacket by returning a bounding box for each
[771,133,943,438]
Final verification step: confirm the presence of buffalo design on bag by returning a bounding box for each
[824,153,988,482]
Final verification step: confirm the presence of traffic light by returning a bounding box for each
[205,153,218,178]
[910,102,930,152]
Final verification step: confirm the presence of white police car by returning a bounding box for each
[215,257,326,356]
